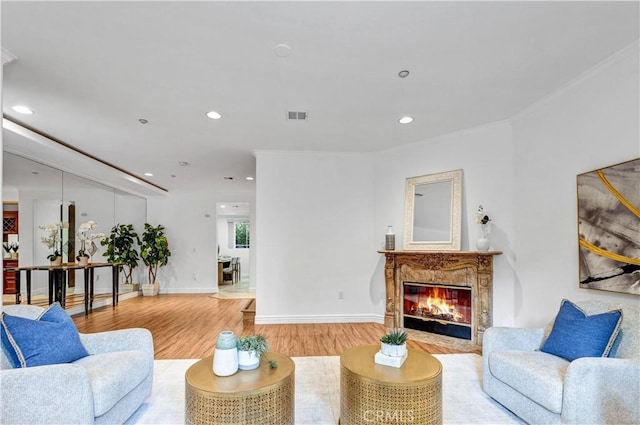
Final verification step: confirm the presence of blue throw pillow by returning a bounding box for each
[1,302,89,368]
[540,299,622,361]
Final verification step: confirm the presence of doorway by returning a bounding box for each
[216,202,252,295]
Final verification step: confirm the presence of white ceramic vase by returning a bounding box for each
[476,223,490,251]
[238,350,260,370]
[213,331,239,377]
[213,347,239,376]
[381,342,407,357]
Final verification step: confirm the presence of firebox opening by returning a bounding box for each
[403,282,472,340]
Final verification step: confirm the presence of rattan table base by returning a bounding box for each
[185,353,294,425]
[340,345,442,425]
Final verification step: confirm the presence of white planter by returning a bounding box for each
[238,350,260,370]
[141,283,159,296]
[122,283,140,292]
[381,342,407,357]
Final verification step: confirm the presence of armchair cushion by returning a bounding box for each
[1,302,88,368]
[489,350,569,414]
[72,350,151,417]
[540,299,622,361]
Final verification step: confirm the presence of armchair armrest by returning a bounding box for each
[1,364,94,424]
[563,357,640,424]
[483,326,545,355]
[79,328,154,359]
[482,326,545,392]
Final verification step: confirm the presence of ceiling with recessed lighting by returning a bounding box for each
[2,1,638,192]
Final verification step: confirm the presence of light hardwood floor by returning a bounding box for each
[72,294,480,359]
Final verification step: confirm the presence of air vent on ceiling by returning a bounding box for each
[1,47,17,66]
[287,111,308,120]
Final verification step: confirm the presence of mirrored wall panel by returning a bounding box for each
[2,152,147,297]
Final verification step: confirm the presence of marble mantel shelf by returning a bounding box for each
[377,250,503,255]
[378,250,502,345]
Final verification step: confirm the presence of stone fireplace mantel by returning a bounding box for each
[379,250,502,345]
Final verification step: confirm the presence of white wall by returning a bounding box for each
[250,43,638,328]
[255,151,377,323]
[146,189,255,294]
[509,43,640,327]
[373,121,517,326]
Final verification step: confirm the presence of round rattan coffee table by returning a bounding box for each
[185,352,295,425]
[340,344,442,425]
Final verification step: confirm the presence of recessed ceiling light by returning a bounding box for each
[220,205,226,209]
[178,161,190,166]
[398,70,410,78]
[224,176,234,180]
[12,105,34,115]
[274,43,292,57]
[138,118,149,124]
[144,172,153,177]
[206,111,222,120]
[399,116,414,124]
[246,176,254,181]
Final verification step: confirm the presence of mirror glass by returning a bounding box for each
[2,149,148,297]
[404,169,462,251]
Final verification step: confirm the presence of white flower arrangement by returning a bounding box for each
[475,205,491,225]
[39,222,69,260]
[77,220,105,260]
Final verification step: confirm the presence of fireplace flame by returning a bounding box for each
[416,287,464,322]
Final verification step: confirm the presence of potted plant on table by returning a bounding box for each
[140,223,171,296]
[76,220,104,266]
[236,334,269,370]
[380,328,408,357]
[101,224,141,292]
[39,222,68,265]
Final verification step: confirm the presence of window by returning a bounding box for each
[234,221,250,248]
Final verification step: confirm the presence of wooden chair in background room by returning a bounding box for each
[232,257,241,283]
[223,257,239,284]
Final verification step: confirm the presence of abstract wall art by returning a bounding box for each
[577,157,640,295]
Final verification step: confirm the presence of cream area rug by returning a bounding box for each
[125,354,522,425]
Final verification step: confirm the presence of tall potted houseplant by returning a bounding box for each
[140,223,171,296]
[101,224,141,292]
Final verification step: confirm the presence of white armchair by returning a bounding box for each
[1,304,154,425]
[483,300,639,424]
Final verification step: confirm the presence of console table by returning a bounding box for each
[3,262,122,315]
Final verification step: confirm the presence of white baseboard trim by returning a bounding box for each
[67,290,140,317]
[255,313,385,325]
[159,288,216,294]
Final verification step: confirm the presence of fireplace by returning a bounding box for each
[379,250,501,345]
[403,282,473,340]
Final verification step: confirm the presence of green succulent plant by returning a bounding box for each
[380,328,408,345]
[236,334,269,359]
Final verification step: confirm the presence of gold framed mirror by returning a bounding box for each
[403,169,462,250]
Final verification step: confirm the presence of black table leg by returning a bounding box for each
[14,270,21,304]
[112,265,119,307]
[48,270,54,305]
[61,270,67,308]
[26,270,32,304]
[84,267,90,316]
[90,267,95,309]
